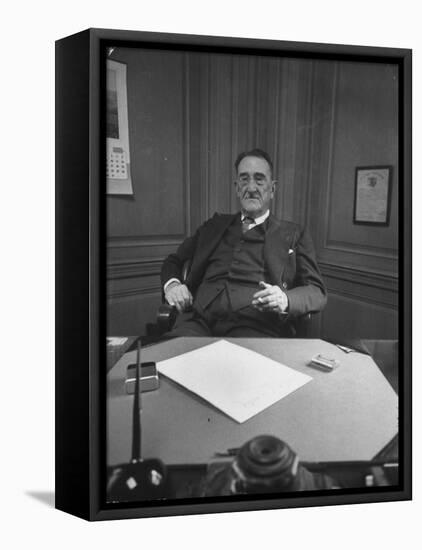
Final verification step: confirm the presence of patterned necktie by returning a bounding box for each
[241,216,255,233]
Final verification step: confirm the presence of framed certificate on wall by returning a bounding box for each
[354,166,392,225]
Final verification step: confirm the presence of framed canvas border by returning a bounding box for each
[55,28,412,521]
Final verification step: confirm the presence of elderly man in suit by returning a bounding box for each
[161,149,326,337]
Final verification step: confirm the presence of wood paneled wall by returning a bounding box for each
[188,54,315,226]
[107,49,399,340]
[107,49,191,335]
[307,61,398,339]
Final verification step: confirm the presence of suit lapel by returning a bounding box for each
[199,213,239,254]
[264,215,293,284]
[188,213,239,287]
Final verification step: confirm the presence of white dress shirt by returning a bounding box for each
[240,209,270,228]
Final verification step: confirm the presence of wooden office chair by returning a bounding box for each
[153,258,313,337]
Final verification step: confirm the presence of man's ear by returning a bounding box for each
[271,180,278,193]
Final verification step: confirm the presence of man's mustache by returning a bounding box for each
[243,192,261,199]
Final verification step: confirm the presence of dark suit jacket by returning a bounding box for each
[161,213,327,318]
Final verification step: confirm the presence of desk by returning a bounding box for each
[107,337,398,468]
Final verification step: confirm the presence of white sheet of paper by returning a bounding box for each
[157,339,312,423]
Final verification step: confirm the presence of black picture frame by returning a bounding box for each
[353,165,393,226]
[55,28,412,521]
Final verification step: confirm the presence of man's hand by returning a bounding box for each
[164,281,193,313]
[252,281,289,314]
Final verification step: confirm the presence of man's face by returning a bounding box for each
[235,156,276,218]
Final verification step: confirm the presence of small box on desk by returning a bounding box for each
[126,362,159,394]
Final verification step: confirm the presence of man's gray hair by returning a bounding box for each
[234,148,274,175]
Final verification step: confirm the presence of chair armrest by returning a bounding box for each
[157,304,178,333]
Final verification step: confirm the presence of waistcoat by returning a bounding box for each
[195,218,269,311]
